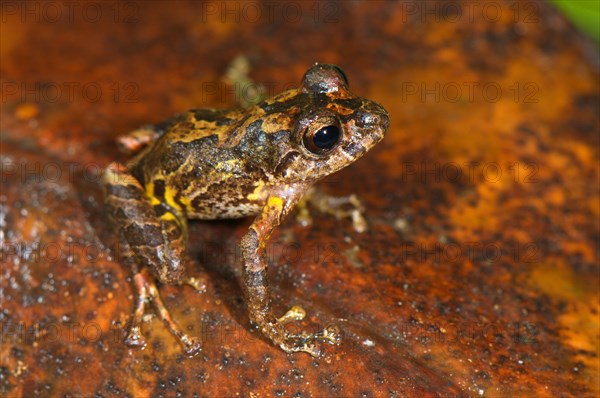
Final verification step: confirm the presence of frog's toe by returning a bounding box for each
[320,324,342,345]
[126,269,202,356]
[280,336,323,357]
[184,276,207,293]
[181,336,202,357]
[350,208,368,233]
[278,324,341,357]
[295,205,313,227]
[275,306,341,355]
[277,305,306,324]
[300,188,369,233]
[124,326,147,349]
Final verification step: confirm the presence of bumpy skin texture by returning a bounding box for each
[104,64,390,356]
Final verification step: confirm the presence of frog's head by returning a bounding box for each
[274,64,389,185]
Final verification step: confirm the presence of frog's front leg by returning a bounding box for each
[241,193,341,356]
[103,162,204,356]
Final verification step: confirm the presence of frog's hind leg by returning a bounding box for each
[116,113,188,155]
[126,268,201,355]
[103,162,203,356]
[116,126,162,155]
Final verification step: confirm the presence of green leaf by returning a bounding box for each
[549,0,600,42]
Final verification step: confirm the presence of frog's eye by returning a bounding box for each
[332,66,349,86]
[302,122,342,154]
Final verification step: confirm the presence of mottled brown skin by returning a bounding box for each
[103,64,390,356]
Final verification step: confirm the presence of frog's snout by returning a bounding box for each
[374,103,390,133]
[356,101,390,142]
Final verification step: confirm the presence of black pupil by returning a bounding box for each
[313,125,340,149]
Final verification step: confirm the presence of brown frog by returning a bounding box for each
[103,64,390,356]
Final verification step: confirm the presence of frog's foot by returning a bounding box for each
[125,269,202,357]
[223,55,266,108]
[183,275,207,293]
[296,187,368,233]
[268,306,341,357]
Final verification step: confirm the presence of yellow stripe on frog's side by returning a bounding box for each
[156,198,188,239]
[145,182,163,206]
[145,180,184,214]
[164,185,182,212]
[145,182,187,234]
[159,211,177,222]
[178,195,192,211]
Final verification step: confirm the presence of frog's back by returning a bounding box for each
[121,109,245,154]
[128,108,273,220]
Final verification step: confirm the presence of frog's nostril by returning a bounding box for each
[358,106,390,132]
[368,102,390,133]
[380,111,390,131]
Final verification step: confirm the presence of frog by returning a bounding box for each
[103,64,390,356]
